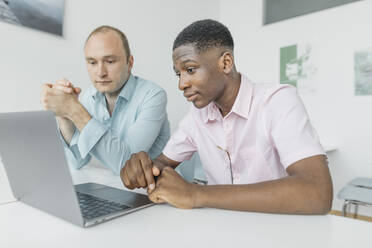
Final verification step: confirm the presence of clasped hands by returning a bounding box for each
[120,152,198,209]
[40,78,81,118]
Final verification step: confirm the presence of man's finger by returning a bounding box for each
[74,87,82,94]
[136,168,147,188]
[139,152,156,192]
[120,164,131,189]
[123,167,136,189]
[43,83,53,88]
[57,78,72,86]
[152,163,166,177]
[148,189,166,204]
[125,160,142,189]
[53,84,73,93]
[120,167,131,189]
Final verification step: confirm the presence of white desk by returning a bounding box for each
[1,166,372,248]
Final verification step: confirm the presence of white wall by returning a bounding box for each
[220,0,372,215]
[2,0,370,216]
[0,0,219,203]
[0,0,220,130]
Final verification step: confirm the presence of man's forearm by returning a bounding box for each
[194,178,325,214]
[57,117,76,145]
[193,168,333,214]
[68,102,92,132]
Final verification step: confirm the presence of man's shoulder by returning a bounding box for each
[252,82,297,106]
[133,75,165,95]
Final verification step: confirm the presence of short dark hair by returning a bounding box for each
[173,19,234,52]
[85,25,131,61]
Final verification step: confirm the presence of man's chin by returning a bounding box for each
[192,100,209,109]
[94,84,113,93]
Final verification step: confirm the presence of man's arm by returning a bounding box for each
[120,108,197,191]
[41,80,90,134]
[80,90,169,174]
[149,154,333,214]
[41,80,92,169]
[43,81,170,175]
[57,117,75,145]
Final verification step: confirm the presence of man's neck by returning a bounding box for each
[105,95,117,117]
[104,74,130,116]
[215,72,241,117]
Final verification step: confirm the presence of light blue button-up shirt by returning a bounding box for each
[62,74,170,174]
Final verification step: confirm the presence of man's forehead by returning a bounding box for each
[85,35,125,58]
[172,45,198,61]
[173,45,223,63]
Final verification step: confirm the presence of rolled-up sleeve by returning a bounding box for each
[60,127,91,170]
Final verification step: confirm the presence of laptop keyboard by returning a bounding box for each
[77,191,130,220]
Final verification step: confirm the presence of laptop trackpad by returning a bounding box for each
[75,183,152,208]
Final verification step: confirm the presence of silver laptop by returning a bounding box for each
[0,110,153,227]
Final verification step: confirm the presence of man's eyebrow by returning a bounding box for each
[178,59,198,65]
[103,55,119,59]
[85,55,119,60]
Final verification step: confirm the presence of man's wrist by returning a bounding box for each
[68,102,91,132]
[191,183,204,208]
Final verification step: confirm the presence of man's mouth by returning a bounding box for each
[184,92,198,102]
[96,81,112,84]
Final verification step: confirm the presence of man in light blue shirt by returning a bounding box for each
[40,25,170,175]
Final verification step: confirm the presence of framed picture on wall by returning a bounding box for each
[264,0,362,25]
[0,0,65,36]
[355,49,372,96]
[280,43,319,93]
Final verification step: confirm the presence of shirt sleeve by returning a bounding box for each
[59,91,92,170]
[265,86,325,169]
[163,108,197,162]
[77,89,169,175]
[60,128,92,170]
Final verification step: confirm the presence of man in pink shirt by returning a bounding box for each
[120,19,333,214]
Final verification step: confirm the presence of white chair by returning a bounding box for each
[337,177,372,218]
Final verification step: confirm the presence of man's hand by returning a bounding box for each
[148,167,198,209]
[41,78,91,132]
[120,151,164,193]
[51,79,82,135]
[40,78,81,118]
[52,78,81,95]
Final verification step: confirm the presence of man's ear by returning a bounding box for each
[218,51,234,74]
[127,55,134,71]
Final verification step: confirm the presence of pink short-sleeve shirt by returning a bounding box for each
[163,74,325,185]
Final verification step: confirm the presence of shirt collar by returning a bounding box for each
[230,74,252,119]
[204,74,253,123]
[90,74,136,102]
[118,74,136,101]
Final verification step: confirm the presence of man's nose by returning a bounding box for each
[178,76,190,91]
[97,62,107,77]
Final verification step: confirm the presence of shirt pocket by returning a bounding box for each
[238,146,274,183]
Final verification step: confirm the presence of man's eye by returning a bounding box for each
[175,73,180,77]
[186,68,195,73]
[89,61,96,65]
[107,60,115,64]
